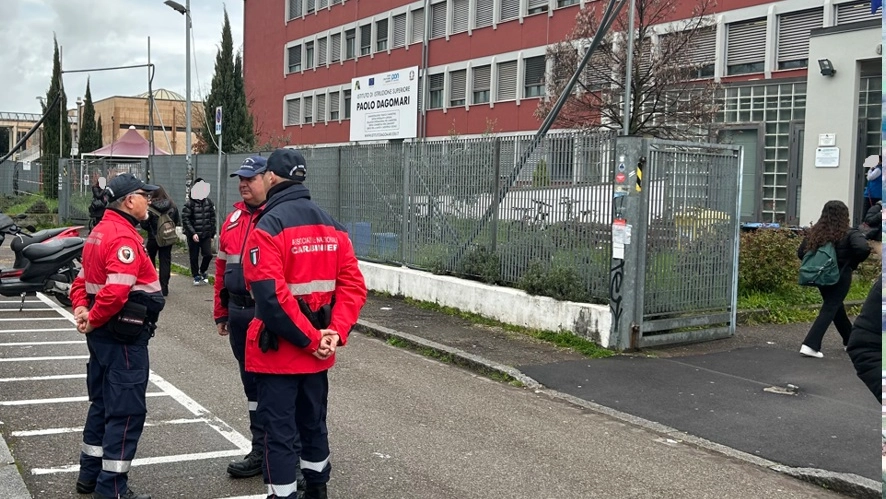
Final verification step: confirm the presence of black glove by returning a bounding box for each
[259,328,278,353]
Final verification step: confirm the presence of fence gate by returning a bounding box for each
[59,158,146,223]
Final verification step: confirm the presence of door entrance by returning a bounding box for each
[787,123,804,226]
[719,128,761,222]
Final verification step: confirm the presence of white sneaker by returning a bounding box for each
[799,345,823,358]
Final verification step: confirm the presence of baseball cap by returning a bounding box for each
[230,156,268,178]
[105,173,158,202]
[266,148,307,182]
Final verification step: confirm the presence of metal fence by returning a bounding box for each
[49,131,740,347]
[0,160,46,196]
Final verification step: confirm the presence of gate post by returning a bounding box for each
[609,137,647,351]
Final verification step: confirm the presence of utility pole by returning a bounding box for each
[622,0,636,136]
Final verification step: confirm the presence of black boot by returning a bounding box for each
[227,447,263,478]
[92,488,151,499]
[303,483,327,499]
[296,467,307,499]
[75,478,96,494]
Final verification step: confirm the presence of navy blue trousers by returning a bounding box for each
[79,335,149,498]
[256,370,330,499]
[228,304,262,450]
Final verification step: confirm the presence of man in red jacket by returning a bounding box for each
[213,156,280,479]
[70,173,164,499]
[243,148,367,499]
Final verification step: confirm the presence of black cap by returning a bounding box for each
[230,156,268,178]
[267,148,307,182]
[105,173,158,202]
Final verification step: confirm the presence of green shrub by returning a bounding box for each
[738,228,801,294]
[518,260,590,302]
[459,245,502,284]
[532,159,550,187]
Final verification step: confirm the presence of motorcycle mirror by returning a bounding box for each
[25,225,36,233]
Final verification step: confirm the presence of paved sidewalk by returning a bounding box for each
[170,247,881,497]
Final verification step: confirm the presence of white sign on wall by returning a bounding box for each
[349,66,419,142]
[814,147,840,168]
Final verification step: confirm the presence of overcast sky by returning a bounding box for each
[0,0,243,114]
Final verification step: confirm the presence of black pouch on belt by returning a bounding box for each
[108,301,148,344]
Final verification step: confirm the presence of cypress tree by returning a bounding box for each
[96,115,104,147]
[78,78,101,155]
[41,35,72,199]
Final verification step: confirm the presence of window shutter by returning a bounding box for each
[318,37,327,66]
[330,92,340,117]
[431,2,447,38]
[288,45,301,72]
[583,46,609,89]
[317,94,326,122]
[636,38,653,76]
[500,0,520,21]
[360,25,371,49]
[331,33,341,62]
[528,0,548,9]
[475,0,493,27]
[331,0,341,4]
[318,0,327,8]
[287,98,300,125]
[430,73,445,90]
[836,1,869,25]
[289,0,302,19]
[393,14,407,47]
[473,65,491,91]
[452,0,469,33]
[497,60,517,100]
[377,18,389,42]
[411,8,425,43]
[777,9,822,63]
[306,0,315,13]
[524,56,546,88]
[303,96,313,122]
[450,70,467,104]
[687,27,715,66]
[726,19,766,66]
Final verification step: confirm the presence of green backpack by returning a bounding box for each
[798,242,840,286]
[150,207,178,247]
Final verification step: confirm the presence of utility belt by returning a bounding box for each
[87,294,156,344]
[229,293,255,308]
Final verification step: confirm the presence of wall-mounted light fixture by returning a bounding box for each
[818,59,836,77]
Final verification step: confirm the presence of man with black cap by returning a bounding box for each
[70,173,166,499]
[212,156,278,479]
[242,148,367,499]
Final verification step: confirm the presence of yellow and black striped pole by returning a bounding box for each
[635,157,645,193]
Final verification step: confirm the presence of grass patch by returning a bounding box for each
[401,296,614,359]
[170,262,215,285]
[738,276,874,324]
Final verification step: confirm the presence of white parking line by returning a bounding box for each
[0,328,77,334]
[0,308,53,312]
[0,300,42,304]
[0,355,89,362]
[31,449,247,475]
[0,317,70,321]
[12,418,208,437]
[0,340,86,346]
[0,374,85,382]
[0,392,168,406]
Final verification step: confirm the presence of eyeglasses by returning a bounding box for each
[128,191,152,201]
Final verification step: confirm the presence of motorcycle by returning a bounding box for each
[0,213,83,278]
[0,236,83,310]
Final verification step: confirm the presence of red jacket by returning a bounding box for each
[242,182,366,374]
[214,200,264,323]
[71,209,164,331]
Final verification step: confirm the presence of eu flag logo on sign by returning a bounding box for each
[873,0,881,13]
[368,78,375,86]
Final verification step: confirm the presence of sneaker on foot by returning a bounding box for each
[201,273,209,283]
[193,277,203,286]
[799,344,823,358]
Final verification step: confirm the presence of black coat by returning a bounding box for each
[182,197,216,239]
[847,276,881,402]
[140,199,181,242]
[797,229,870,270]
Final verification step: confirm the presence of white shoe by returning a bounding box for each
[799,345,823,358]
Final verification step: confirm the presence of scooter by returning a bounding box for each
[0,213,82,278]
[0,234,84,310]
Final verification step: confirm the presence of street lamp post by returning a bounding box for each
[164,0,193,187]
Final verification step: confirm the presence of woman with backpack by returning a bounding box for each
[796,200,870,358]
[140,186,180,296]
[182,178,217,285]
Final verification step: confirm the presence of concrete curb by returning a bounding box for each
[0,434,31,499]
[354,319,881,499]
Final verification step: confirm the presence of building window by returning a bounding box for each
[286,98,301,126]
[500,0,519,22]
[287,45,302,73]
[557,0,579,6]
[726,19,766,75]
[497,60,517,101]
[288,0,303,19]
[549,136,574,182]
[836,1,871,24]
[528,0,548,15]
[777,8,822,70]
[330,91,340,120]
[452,0,469,34]
[684,27,715,79]
[344,90,351,119]
[428,73,444,109]
[449,70,467,107]
[475,0,493,28]
[376,19,389,52]
[317,94,326,123]
[472,65,491,104]
[392,14,407,48]
[431,2,447,39]
[318,0,327,8]
[345,29,356,59]
[303,96,313,124]
[306,0,315,14]
[360,24,371,55]
[318,37,328,66]
[523,56,545,98]
[305,41,314,69]
[411,8,425,44]
[331,33,341,62]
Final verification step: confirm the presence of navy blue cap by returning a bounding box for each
[105,173,158,202]
[230,156,268,178]
[267,148,307,181]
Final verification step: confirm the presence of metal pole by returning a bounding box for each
[216,118,223,238]
[622,0,635,136]
[185,0,193,185]
[148,37,154,182]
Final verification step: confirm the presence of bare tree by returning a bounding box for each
[536,0,720,139]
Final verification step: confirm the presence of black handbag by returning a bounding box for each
[108,301,148,344]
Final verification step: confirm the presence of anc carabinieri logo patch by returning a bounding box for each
[117,246,135,264]
[249,247,259,266]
